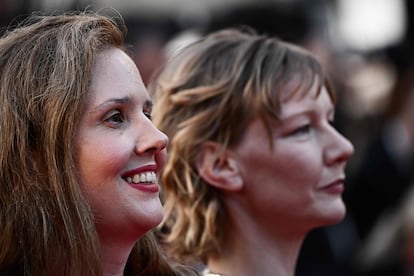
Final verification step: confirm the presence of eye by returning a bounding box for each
[104,109,125,128]
[143,105,152,121]
[289,124,311,137]
[144,111,152,120]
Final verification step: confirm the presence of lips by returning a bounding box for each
[121,164,159,192]
[321,179,344,194]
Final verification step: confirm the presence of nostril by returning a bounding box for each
[138,137,168,155]
[152,136,168,153]
[134,124,168,155]
[144,146,158,154]
[336,138,354,163]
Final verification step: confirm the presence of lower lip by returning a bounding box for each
[128,183,159,193]
[322,182,344,194]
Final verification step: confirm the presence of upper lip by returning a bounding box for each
[321,177,345,189]
[121,164,158,178]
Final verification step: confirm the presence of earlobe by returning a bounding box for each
[196,141,243,192]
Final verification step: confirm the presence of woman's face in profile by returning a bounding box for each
[231,85,354,231]
[75,47,168,239]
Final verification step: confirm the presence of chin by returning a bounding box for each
[311,201,346,228]
[128,202,164,234]
[140,208,164,230]
[322,202,346,226]
[126,214,163,240]
[150,210,164,228]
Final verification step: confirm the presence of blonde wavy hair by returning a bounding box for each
[0,11,188,275]
[150,28,335,264]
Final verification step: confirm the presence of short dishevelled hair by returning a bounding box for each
[0,11,181,275]
[150,28,335,264]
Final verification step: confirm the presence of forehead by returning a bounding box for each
[279,74,324,101]
[87,47,147,101]
[278,85,333,119]
[92,48,140,81]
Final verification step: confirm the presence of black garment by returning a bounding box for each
[345,133,413,240]
[296,216,360,276]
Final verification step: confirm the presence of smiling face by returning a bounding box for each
[231,84,354,233]
[76,47,168,241]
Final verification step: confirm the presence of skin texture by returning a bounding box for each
[76,47,168,275]
[201,85,354,276]
[228,85,354,235]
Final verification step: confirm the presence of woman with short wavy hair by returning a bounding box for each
[151,28,354,276]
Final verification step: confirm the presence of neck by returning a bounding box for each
[207,200,308,276]
[99,234,138,276]
[207,237,303,276]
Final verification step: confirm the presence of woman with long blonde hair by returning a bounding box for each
[0,11,195,276]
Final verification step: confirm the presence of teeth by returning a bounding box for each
[133,174,141,183]
[125,171,157,184]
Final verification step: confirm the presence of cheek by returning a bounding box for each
[276,149,322,186]
[239,145,324,219]
[243,143,323,191]
[77,138,132,186]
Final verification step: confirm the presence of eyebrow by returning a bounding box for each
[144,98,153,110]
[88,96,152,114]
[88,97,132,113]
[279,104,335,123]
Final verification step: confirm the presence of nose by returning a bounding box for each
[134,120,169,156]
[323,126,354,166]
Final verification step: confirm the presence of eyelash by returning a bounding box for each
[144,110,152,121]
[104,110,125,127]
[290,116,336,136]
[290,124,311,136]
[104,108,152,128]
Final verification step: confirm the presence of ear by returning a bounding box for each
[196,141,243,192]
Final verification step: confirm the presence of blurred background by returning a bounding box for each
[1,0,413,275]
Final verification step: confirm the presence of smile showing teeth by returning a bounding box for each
[124,171,156,185]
